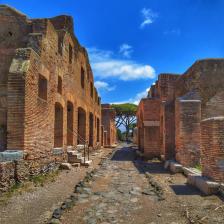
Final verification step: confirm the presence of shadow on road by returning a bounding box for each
[170,184,202,196]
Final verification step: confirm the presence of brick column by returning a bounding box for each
[201,117,224,182]
[175,99,201,167]
[7,50,30,150]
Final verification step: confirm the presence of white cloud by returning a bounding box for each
[88,47,155,81]
[140,8,158,29]
[95,81,116,91]
[129,88,150,105]
[119,44,133,58]
[110,88,150,105]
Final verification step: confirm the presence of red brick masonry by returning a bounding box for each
[137,60,224,182]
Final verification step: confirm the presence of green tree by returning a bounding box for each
[111,103,137,141]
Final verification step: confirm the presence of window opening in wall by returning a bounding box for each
[69,44,73,64]
[81,67,85,89]
[90,82,93,98]
[54,103,63,147]
[38,74,48,100]
[57,76,62,94]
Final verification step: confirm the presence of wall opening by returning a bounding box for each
[81,67,85,89]
[78,107,86,144]
[57,76,62,94]
[38,74,47,100]
[89,112,94,146]
[101,126,104,146]
[54,103,63,148]
[67,101,74,146]
[69,44,73,64]
[90,82,93,98]
[97,118,100,142]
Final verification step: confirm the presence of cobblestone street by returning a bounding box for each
[60,144,224,224]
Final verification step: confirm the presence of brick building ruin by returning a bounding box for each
[0,5,106,190]
[101,104,117,147]
[137,59,224,183]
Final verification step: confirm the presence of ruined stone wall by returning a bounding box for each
[137,99,161,158]
[0,5,101,175]
[158,74,179,102]
[201,117,224,182]
[175,99,201,167]
[101,104,116,147]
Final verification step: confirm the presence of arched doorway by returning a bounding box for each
[54,102,63,148]
[67,101,74,146]
[89,112,94,146]
[77,107,86,144]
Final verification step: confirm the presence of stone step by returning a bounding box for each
[81,159,92,166]
[67,151,83,163]
[76,144,86,150]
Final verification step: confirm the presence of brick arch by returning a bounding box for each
[54,102,64,148]
[77,107,86,144]
[55,95,65,108]
[67,101,74,146]
[89,112,94,146]
[66,92,75,104]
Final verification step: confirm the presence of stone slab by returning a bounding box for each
[60,163,72,170]
[52,148,64,156]
[183,167,201,177]
[170,161,183,173]
[0,150,23,162]
[187,174,220,195]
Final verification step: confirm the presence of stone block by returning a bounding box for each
[59,163,72,170]
[183,167,201,177]
[164,160,170,169]
[188,174,220,195]
[52,148,64,156]
[187,174,199,186]
[195,176,220,195]
[0,150,23,162]
[170,161,183,173]
[76,145,85,150]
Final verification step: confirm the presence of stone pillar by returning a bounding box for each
[175,99,201,167]
[201,117,224,182]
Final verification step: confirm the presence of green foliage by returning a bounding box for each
[111,103,137,141]
[111,103,137,116]
[195,164,202,171]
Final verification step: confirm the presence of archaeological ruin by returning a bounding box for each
[0,5,118,191]
[137,59,224,192]
[101,104,117,147]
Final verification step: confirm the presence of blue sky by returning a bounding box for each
[1,0,224,104]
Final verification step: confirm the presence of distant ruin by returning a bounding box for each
[137,59,224,185]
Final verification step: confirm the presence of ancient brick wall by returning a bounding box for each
[201,117,224,182]
[137,98,161,158]
[202,91,224,119]
[175,99,201,167]
[0,5,102,174]
[144,126,160,158]
[101,104,117,147]
[158,73,179,102]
